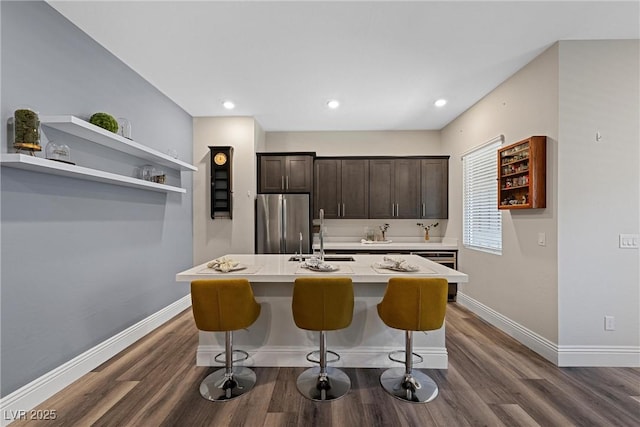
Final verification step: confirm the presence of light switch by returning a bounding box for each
[619,234,639,249]
[595,131,603,143]
[537,232,546,246]
[604,316,615,331]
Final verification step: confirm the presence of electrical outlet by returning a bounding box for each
[537,232,546,246]
[604,316,615,331]
[619,234,639,249]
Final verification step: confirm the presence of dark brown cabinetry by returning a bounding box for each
[498,136,546,209]
[369,159,421,218]
[314,159,369,219]
[314,155,448,220]
[324,248,459,301]
[420,158,448,218]
[258,154,313,193]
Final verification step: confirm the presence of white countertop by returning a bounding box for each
[312,241,458,251]
[176,254,468,283]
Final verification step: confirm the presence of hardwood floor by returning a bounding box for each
[12,303,639,427]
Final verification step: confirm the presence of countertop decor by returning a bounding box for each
[177,253,466,283]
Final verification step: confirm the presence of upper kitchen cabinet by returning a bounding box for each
[420,157,449,219]
[498,136,546,209]
[369,158,421,218]
[258,153,314,193]
[314,158,369,219]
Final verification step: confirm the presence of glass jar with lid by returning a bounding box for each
[45,141,72,164]
[12,108,41,153]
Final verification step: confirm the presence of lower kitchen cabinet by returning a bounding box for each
[323,248,459,301]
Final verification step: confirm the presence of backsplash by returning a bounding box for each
[312,219,448,242]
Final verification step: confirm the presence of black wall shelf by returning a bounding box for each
[209,146,233,219]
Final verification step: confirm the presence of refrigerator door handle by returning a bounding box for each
[281,196,287,253]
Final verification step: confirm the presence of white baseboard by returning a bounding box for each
[0,295,191,427]
[557,346,640,367]
[457,293,640,367]
[196,345,448,369]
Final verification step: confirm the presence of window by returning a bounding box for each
[462,136,503,254]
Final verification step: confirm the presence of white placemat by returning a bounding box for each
[371,265,436,274]
[196,264,263,275]
[295,265,353,275]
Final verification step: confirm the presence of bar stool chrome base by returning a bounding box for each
[214,349,249,364]
[199,367,257,401]
[296,366,351,401]
[388,349,423,365]
[306,349,340,364]
[380,368,438,403]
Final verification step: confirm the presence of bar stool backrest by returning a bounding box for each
[377,277,447,331]
[191,279,261,332]
[292,277,354,331]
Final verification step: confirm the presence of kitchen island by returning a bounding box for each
[176,254,468,369]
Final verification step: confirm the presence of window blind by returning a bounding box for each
[462,136,502,254]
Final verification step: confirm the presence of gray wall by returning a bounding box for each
[1,1,193,396]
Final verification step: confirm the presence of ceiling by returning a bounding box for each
[48,1,639,132]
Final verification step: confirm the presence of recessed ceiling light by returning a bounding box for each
[434,99,447,107]
[326,99,340,109]
[222,100,235,110]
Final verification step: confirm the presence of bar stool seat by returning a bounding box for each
[377,277,448,403]
[292,277,354,401]
[191,279,261,401]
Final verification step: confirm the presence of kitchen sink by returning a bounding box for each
[288,255,355,262]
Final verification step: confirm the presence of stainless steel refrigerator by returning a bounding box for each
[256,194,311,254]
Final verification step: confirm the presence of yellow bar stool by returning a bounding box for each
[292,277,354,401]
[377,277,448,403]
[190,279,261,401]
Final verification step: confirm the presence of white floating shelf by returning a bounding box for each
[40,115,197,172]
[0,154,186,194]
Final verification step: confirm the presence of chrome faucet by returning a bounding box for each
[319,208,325,261]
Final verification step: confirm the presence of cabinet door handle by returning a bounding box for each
[281,176,285,190]
[391,204,395,217]
[286,175,289,190]
[342,203,345,217]
[337,203,341,217]
[422,203,425,217]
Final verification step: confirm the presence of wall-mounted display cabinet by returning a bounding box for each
[210,146,233,219]
[498,136,546,209]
